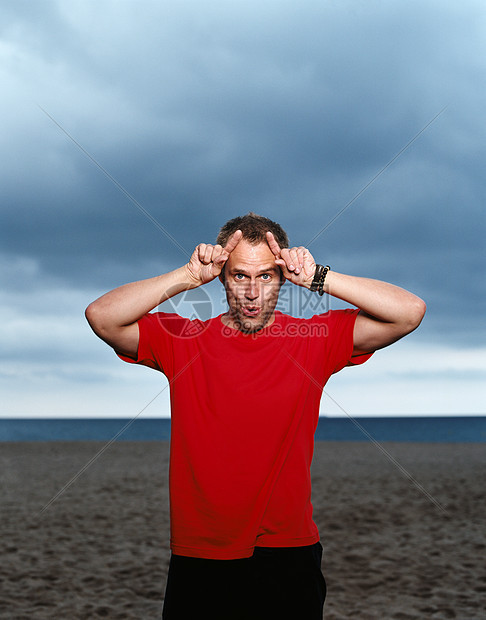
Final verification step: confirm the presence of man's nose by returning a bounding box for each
[245,280,259,300]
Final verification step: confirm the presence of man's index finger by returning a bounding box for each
[266,231,281,257]
[223,229,243,254]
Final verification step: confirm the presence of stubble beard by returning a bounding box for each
[226,296,277,334]
[231,307,274,334]
[224,282,280,334]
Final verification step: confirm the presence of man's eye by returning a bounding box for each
[261,274,271,281]
[235,274,245,280]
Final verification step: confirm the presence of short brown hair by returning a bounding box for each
[216,212,289,249]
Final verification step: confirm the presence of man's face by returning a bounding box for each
[221,240,282,333]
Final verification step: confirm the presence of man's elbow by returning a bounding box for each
[85,301,97,327]
[405,296,426,333]
[85,301,108,339]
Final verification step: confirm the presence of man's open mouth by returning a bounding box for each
[242,306,261,317]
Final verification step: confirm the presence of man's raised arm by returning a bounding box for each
[318,271,426,354]
[85,231,242,358]
[266,232,426,355]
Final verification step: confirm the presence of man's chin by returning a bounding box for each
[238,322,265,334]
[233,313,271,334]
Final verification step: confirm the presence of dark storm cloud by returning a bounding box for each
[1,0,485,350]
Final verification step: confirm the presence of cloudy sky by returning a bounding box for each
[1,0,485,418]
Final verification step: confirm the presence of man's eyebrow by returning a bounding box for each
[229,265,280,275]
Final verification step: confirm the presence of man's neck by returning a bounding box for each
[220,311,276,333]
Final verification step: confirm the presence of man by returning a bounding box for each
[86,213,425,619]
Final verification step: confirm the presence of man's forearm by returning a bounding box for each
[313,270,426,352]
[322,270,425,326]
[85,265,197,334]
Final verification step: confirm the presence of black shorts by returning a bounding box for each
[162,542,326,620]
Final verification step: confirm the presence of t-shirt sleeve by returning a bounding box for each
[322,308,373,374]
[116,312,179,375]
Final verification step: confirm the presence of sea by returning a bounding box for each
[0,416,485,442]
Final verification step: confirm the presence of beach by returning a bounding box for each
[1,441,485,619]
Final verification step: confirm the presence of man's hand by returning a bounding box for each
[186,230,243,286]
[266,232,316,288]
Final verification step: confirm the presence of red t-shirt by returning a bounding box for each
[119,309,371,559]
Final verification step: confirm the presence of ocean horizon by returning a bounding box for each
[1,416,485,442]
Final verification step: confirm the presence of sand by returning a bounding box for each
[1,440,485,619]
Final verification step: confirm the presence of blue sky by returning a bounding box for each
[1,0,485,417]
